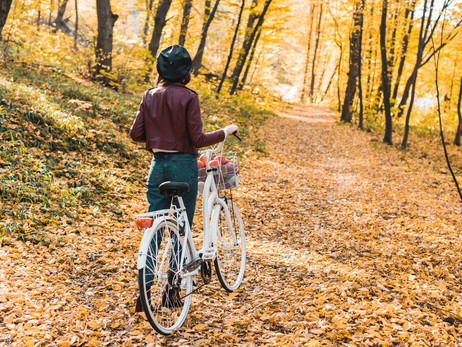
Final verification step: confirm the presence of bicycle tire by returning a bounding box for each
[138,219,193,335]
[214,199,246,292]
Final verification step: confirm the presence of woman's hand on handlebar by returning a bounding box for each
[224,124,238,137]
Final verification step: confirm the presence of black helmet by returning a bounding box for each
[156,45,192,81]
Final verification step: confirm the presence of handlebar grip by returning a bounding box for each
[232,131,242,141]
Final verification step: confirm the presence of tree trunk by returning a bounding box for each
[395,0,457,118]
[380,0,392,145]
[49,0,54,25]
[392,1,415,102]
[300,2,316,104]
[37,0,41,28]
[357,0,364,129]
[239,28,261,90]
[320,60,338,102]
[73,0,78,49]
[238,25,261,89]
[216,0,246,93]
[145,0,172,81]
[191,0,221,75]
[454,77,462,146]
[229,0,273,95]
[340,0,363,123]
[309,0,324,103]
[0,0,13,41]
[142,0,155,44]
[401,0,429,149]
[178,0,192,46]
[94,0,118,86]
[53,0,69,33]
[365,2,374,102]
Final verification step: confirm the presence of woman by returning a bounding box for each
[129,45,238,310]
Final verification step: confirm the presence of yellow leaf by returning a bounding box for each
[193,323,208,331]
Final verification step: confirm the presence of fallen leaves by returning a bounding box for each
[1,105,462,345]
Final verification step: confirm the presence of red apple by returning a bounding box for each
[199,154,207,166]
[210,159,219,167]
[215,156,229,165]
[198,168,207,181]
[225,162,236,176]
[198,160,205,169]
[220,165,228,178]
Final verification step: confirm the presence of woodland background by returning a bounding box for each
[1,0,462,345]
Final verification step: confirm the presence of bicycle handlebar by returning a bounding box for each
[199,132,241,156]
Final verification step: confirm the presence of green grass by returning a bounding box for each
[0,45,275,244]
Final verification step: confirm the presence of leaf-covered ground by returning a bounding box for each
[1,105,462,346]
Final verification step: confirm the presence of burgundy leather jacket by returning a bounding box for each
[129,83,225,155]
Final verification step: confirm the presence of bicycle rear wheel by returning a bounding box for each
[214,199,246,292]
[138,219,193,335]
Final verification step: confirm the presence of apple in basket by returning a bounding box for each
[198,160,205,169]
[220,164,228,178]
[225,162,236,177]
[215,156,229,165]
[199,154,206,166]
[198,168,207,181]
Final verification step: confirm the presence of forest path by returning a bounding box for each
[1,105,461,346]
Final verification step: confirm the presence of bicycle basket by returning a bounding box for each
[198,152,239,193]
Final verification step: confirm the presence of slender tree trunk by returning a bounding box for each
[341,0,363,122]
[392,1,415,102]
[49,0,54,25]
[178,0,192,46]
[448,53,458,109]
[309,0,324,103]
[238,26,261,90]
[230,0,273,95]
[145,0,172,81]
[73,0,78,49]
[216,0,246,93]
[37,0,41,28]
[358,0,364,129]
[396,0,457,118]
[434,57,462,202]
[94,0,118,86]
[300,2,316,103]
[454,77,462,146]
[387,5,399,95]
[191,0,221,75]
[143,0,155,44]
[401,0,429,149]
[320,60,338,102]
[337,48,342,112]
[0,0,13,41]
[53,0,69,33]
[365,2,373,102]
[380,0,392,145]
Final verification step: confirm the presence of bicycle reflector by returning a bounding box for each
[135,218,154,229]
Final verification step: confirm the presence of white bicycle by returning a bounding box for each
[134,137,246,335]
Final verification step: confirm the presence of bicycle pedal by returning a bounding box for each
[183,258,201,272]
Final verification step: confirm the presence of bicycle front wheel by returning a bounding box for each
[138,219,193,335]
[214,199,246,292]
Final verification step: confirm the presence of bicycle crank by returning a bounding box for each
[200,260,212,284]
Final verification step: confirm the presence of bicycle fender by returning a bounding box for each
[137,217,177,270]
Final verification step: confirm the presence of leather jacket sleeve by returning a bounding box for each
[129,93,147,142]
[186,94,225,148]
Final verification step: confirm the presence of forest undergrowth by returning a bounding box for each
[1,58,462,345]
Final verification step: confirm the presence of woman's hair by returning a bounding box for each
[156,72,191,87]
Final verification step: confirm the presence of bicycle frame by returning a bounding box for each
[136,140,236,277]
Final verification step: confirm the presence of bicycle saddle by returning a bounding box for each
[158,181,190,198]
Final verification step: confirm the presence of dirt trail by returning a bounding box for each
[1,105,461,346]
